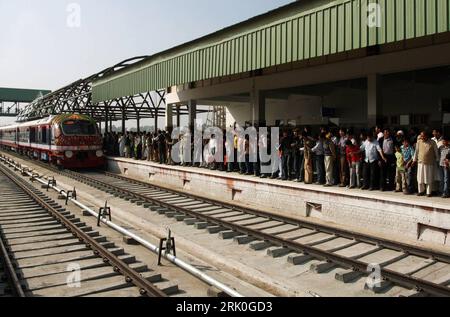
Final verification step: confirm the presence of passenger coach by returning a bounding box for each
[0,114,104,168]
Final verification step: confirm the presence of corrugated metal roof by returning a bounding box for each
[93,0,450,102]
[0,87,51,103]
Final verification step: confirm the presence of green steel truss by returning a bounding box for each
[15,57,194,123]
[92,0,450,103]
[0,88,51,118]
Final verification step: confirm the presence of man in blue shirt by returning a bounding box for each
[379,129,396,191]
[361,133,387,190]
[312,133,326,185]
[401,138,416,194]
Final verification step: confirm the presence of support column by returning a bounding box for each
[121,106,126,134]
[110,118,113,132]
[188,100,197,132]
[136,112,141,134]
[251,89,266,127]
[154,113,159,132]
[176,105,181,127]
[105,108,109,134]
[367,74,383,127]
[165,104,174,130]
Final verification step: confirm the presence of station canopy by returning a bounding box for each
[16,0,450,123]
[0,88,51,103]
[16,57,197,123]
[91,0,450,104]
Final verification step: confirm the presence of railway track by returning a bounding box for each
[2,151,450,297]
[0,211,25,297]
[0,160,175,297]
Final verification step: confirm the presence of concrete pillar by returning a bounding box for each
[154,113,159,132]
[367,74,383,127]
[176,105,181,127]
[105,108,109,134]
[110,118,113,132]
[122,106,126,134]
[251,90,266,127]
[188,100,197,131]
[136,113,141,134]
[166,104,174,130]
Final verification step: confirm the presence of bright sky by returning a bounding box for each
[0,0,293,128]
[0,0,294,91]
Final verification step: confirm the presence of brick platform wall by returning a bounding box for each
[107,158,450,245]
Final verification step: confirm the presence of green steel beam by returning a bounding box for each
[0,87,51,103]
[92,0,450,103]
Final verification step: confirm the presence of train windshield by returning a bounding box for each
[61,120,97,136]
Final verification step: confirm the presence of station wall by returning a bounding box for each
[226,87,367,128]
[225,80,449,130]
[382,80,450,128]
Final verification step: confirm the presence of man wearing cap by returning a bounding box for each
[413,131,440,197]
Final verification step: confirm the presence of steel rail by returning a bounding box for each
[55,169,450,297]
[102,171,450,264]
[0,153,243,297]
[0,163,167,298]
[0,232,26,297]
[2,151,450,296]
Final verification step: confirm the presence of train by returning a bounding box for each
[0,114,105,169]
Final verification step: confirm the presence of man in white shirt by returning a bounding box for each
[360,134,387,190]
[432,129,444,148]
[432,128,444,194]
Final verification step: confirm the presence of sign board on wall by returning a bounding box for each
[287,120,297,127]
[321,107,336,118]
[400,115,410,126]
[444,113,450,125]
[329,118,340,126]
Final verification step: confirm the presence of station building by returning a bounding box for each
[92,0,450,135]
[20,1,450,246]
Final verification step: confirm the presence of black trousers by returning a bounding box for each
[363,161,379,189]
[379,154,396,190]
[315,155,325,184]
[244,154,253,174]
[158,146,166,164]
[293,152,303,180]
[253,157,261,176]
[281,153,292,180]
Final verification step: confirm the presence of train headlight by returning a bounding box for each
[65,151,74,159]
[96,150,104,158]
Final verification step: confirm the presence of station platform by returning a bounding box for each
[106,157,450,247]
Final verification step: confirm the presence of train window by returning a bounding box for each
[62,120,96,136]
[30,128,36,143]
[48,128,52,145]
[53,126,61,138]
[18,129,29,143]
[41,127,47,144]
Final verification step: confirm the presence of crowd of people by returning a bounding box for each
[102,126,450,199]
[103,130,173,165]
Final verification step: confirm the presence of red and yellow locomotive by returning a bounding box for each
[0,114,104,169]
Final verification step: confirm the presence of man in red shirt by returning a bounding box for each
[346,140,362,189]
